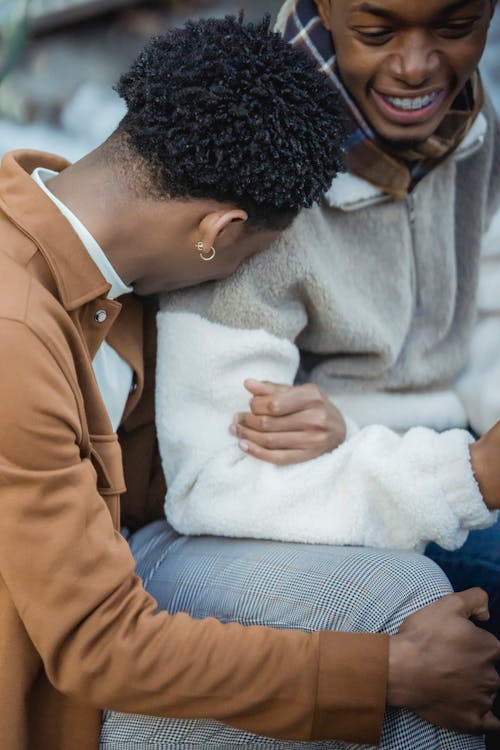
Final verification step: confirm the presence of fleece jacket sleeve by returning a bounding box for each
[157,311,494,551]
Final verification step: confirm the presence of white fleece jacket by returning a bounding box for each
[157,101,500,552]
[156,311,493,552]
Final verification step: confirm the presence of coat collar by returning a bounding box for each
[0,149,147,415]
[0,149,111,310]
[325,111,488,212]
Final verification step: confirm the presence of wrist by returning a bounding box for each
[469,439,499,511]
[387,634,413,709]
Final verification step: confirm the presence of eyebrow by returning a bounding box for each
[351,0,485,21]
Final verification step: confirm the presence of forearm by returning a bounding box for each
[99,611,388,745]
[0,454,387,744]
[158,312,494,551]
[0,322,384,744]
[165,423,492,550]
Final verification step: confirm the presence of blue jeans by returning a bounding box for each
[426,516,500,637]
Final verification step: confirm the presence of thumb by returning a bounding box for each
[244,379,276,395]
[455,588,490,621]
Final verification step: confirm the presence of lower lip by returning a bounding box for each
[371,88,446,125]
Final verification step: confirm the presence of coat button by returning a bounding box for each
[94,309,107,323]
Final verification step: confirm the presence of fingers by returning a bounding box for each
[243,379,276,396]
[232,409,327,435]
[234,381,346,463]
[231,421,340,464]
[244,380,325,418]
[237,439,310,466]
[397,591,500,734]
[233,427,320,453]
[453,588,491,621]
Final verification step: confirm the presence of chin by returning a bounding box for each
[133,288,159,298]
[374,119,442,149]
[132,282,165,297]
[378,132,430,151]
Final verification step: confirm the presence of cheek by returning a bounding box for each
[334,38,379,91]
[447,35,488,84]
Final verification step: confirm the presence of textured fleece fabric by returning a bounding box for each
[156,100,500,551]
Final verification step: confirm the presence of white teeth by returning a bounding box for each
[383,91,439,111]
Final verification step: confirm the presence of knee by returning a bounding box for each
[132,535,454,637]
[333,549,453,635]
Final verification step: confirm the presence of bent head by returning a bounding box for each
[108,15,346,295]
[316,0,495,145]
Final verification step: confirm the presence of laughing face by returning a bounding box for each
[320,0,494,144]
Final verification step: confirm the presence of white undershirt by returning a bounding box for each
[32,167,134,431]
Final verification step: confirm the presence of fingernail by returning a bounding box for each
[239,440,249,452]
[229,424,237,436]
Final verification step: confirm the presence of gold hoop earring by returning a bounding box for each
[196,241,216,262]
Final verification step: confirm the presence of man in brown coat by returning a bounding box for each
[0,14,498,750]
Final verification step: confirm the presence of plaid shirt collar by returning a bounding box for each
[279,0,482,198]
[280,0,367,131]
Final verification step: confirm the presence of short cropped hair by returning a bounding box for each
[114,14,346,230]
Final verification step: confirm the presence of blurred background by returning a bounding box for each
[0,0,498,160]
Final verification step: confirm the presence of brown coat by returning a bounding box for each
[0,150,388,750]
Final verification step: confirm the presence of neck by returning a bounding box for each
[46,152,148,286]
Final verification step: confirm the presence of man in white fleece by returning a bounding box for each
[155,0,500,617]
[103,2,500,749]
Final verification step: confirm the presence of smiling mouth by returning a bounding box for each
[371,88,447,125]
[382,90,442,111]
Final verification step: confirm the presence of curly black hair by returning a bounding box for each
[114,14,346,230]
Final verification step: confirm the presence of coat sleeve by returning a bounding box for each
[156,307,494,552]
[0,317,388,746]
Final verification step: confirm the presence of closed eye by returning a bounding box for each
[437,16,482,37]
[352,26,394,44]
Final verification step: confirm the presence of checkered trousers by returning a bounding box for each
[100,520,485,750]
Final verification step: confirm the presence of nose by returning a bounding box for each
[388,30,441,87]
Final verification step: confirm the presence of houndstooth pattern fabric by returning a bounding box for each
[100,521,485,750]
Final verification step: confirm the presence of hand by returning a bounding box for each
[388,588,500,734]
[229,380,346,465]
[470,421,500,510]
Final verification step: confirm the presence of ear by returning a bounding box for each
[198,209,248,250]
[315,0,332,29]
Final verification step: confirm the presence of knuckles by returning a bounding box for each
[262,433,277,450]
[311,410,329,431]
[257,415,271,431]
[267,399,282,416]
[302,383,323,402]
[310,431,327,448]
